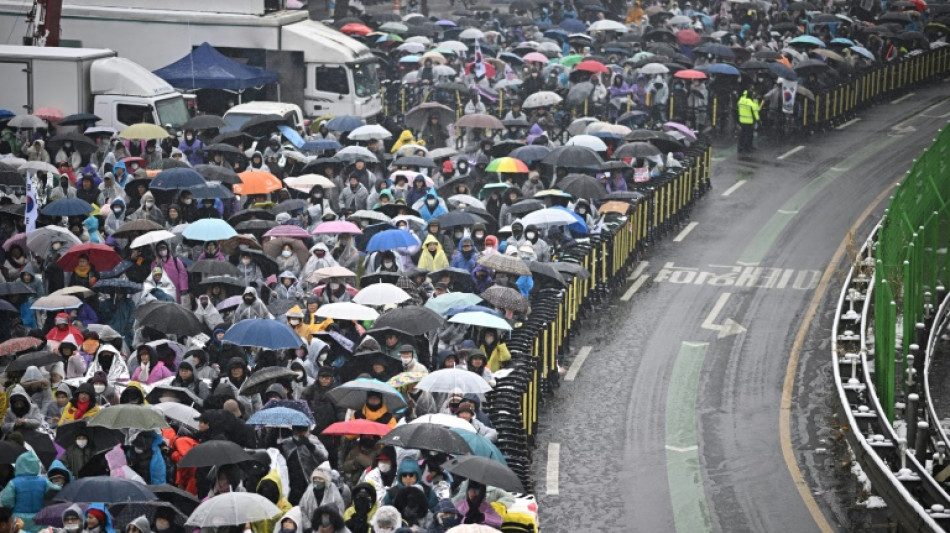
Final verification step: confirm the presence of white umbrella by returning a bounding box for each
[410,413,476,432]
[669,14,692,25]
[350,209,391,222]
[26,226,80,256]
[50,286,94,298]
[397,42,426,53]
[17,161,59,175]
[152,402,200,430]
[392,214,426,231]
[348,124,393,141]
[8,115,47,129]
[437,40,469,53]
[521,207,584,227]
[186,493,281,527]
[416,368,494,394]
[448,194,485,210]
[353,283,412,306]
[336,146,378,163]
[0,157,27,169]
[315,302,379,321]
[32,294,82,310]
[522,91,563,109]
[459,28,485,40]
[433,65,457,77]
[565,134,608,152]
[640,62,670,75]
[588,19,628,33]
[130,229,175,249]
[284,174,336,193]
[405,35,432,45]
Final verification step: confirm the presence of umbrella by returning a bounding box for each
[409,413,476,432]
[32,106,62,122]
[455,114,504,130]
[54,420,123,453]
[247,406,313,427]
[558,173,607,200]
[431,211,485,229]
[614,141,662,159]
[508,145,551,164]
[17,161,60,175]
[542,145,603,169]
[191,183,235,200]
[529,260,567,286]
[130,230,175,249]
[789,35,826,47]
[261,399,315,424]
[41,197,94,216]
[34,503,90,528]
[235,170,283,195]
[238,366,300,396]
[184,115,227,130]
[674,69,707,80]
[327,378,407,411]
[311,266,358,280]
[59,113,101,126]
[449,311,513,331]
[8,115,47,129]
[316,302,379,321]
[349,210,391,223]
[575,60,609,73]
[387,371,428,389]
[196,164,242,184]
[322,419,393,437]
[373,305,444,334]
[57,476,159,503]
[348,124,392,141]
[30,295,80,311]
[520,207,581,228]
[146,385,204,407]
[224,319,304,350]
[150,168,205,191]
[263,225,310,239]
[451,428,507,464]
[183,218,238,241]
[203,143,244,156]
[186,493,281,527]
[239,115,286,137]
[88,404,169,430]
[178,440,257,468]
[110,501,188,532]
[57,243,121,271]
[134,301,204,335]
[480,285,530,313]
[119,123,169,140]
[336,146,377,163]
[151,402,200,430]
[0,440,26,463]
[522,91,563,109]
[416,368,494,394]
[406,102,457,130]
[0,281,35,297]
[476,254,531,276]
[149,485,202,516]
[353,283,412,306]
[188,259,240,277]
[442,455,524,492]
[485,157,529,173]
[284,174,336,193]
[0,336,43,356]
[365,229,418,252]
[392,155,436,168]
[380,423,471,455]
[428,267,475,292]
[639,62,670,75]
[46,132,97,153]
[424,293,483,315]
[51,286,95,299]
[325,115,365,132]
[113,220,163,239]
[565,135,608,152]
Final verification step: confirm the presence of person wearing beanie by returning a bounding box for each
[83,504,116,533]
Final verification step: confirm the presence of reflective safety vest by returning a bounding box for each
[738,94,760,125]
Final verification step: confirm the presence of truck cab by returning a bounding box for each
[90,57,191,129]
[222,101,304,133]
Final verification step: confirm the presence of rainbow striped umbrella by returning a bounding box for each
[485,157,529,173]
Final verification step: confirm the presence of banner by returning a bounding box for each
[781,78,797,115]
[25,171,37,232]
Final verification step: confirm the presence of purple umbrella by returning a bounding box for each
[263,225,311,239]
[662,121,697,142]
[35,502,90,527]
[216,295,242,311]
[2,233,26,252]
[436,19,457,26]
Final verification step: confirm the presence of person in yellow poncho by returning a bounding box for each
[626,0,645,24]
[479,328,512,372]
[253,470,292,533]
[417,234,449,271]
[286,305,311,341]
[391,130,416,154]
[303,296,333,338]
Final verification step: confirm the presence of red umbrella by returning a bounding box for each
[0,337,44,357]
[575,60,609,73]
[263,225,311,239]
[34,107,64,123]
[676,29,701,45]
[57,243,121,272]
[340,23,372,35]
[322,419,393,437]
[674,69,708,80]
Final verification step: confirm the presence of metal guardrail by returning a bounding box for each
[923,288,950,474]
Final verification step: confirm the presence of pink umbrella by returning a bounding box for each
[2,233,26,252]
[34,107,64,123]
[662,121,697,142]
[312,221,363,235]
[263,225,311,239]
[216,295,242,311]
[523,52,549,64]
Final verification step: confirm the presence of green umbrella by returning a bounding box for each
[448,311,513,331]
[424,292,483,315]
[87,404,170,430]
[560,54,584,66]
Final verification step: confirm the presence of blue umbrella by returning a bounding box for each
[150,168,206,191]
[326,115,365,132]
[831,37,856,46]
[182,218,237,241]
[41,198,94,216]
[301,139,342,152]
[365,229,418,252]
[696,63,741,76]
[551,205,589,235]
[559,18,586,32]
[277,125,305,148]
[789,35,825,47]
[0,110,14,120]
[424,292,483,315]
[850,46,875,61]
[444,304,503,318]
[247,406,313,427]
[223,318,303,350]
[450,428,507,465]
[399,55,421,63]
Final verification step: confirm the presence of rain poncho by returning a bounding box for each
[417,234,449,271]
[0,451,61,531]
[253,470,292,533]
[299,463,346,527]
[274,271,305,300]
[302,243,339,284]
[194,295,224,330]
[418,189,447,222]
[85,345,131,384]
[2,385,43,433]
[450,236,478,272]
[235,287,274,321]
[84,215,103,244]
[140,267,177,303]
[103,198,126,237]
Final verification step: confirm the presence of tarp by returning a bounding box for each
[153,42,279,91]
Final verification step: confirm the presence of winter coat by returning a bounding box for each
[131,360,173,385]
[2,385,43,433]
[20,366,53,412]
[151,255,189,302]
[450,237,478,272]
[417,189,447,222]
[0,451,60,531]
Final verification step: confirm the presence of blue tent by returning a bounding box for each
[153,42,279,91]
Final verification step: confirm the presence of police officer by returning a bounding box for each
[737,89,761,153]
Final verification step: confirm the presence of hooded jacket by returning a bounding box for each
[234,286,274,321]
[0,451,60,527]
[383,459,438,510]
[130,191,166,225]
[131,346,174,385]
[274,271,304,300]
[84,345,130,383]
[20,365,52,412]
[2,385,43,433]
[103,198,126,237]
[127,515,151,533]
[83,215,102,244]
[299,463,346,528]
[151,253,189,302]
[417,189,447,222]
[450,237,478,273]
[194,295,223,330]
[417,234,449,271]
[47,313,84,346]
[141,268,177,303]
[253,470,292,533]
[84,502,117,533]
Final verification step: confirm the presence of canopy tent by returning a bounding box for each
[153,43,279,97]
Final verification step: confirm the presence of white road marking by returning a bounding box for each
[721,180,747,197]
[777,209,799,215]
[836,118,862,130]
[666,444,699,452]
[564,346,592,382]
[673,222,698,242]
[736,261,759,267]
[891,92,915,104]
[777,145,805,160]
[546,443,560,495]
[700,293,747,339]
[621,275,650,302]
[628,260,650,280]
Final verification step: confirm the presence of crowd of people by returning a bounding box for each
[0,0,943,531]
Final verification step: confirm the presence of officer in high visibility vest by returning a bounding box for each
[737,89,761,153]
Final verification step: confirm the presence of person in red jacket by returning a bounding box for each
[161,427,198,495]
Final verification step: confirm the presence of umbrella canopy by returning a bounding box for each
[178,440,257,468]
[284,174,336,193]
[5,351,60,373]
[186,493,281,527]
[456,114,504,129]
[321,419,393,437]
[409,413,476,432]
[30,295,81,311]
[442,455,524,492]
[0,281,36,297]
[480,285,530,313]
[451,428,507,464]
[54,419,124,453]
[41,197,94,217]
[424,292,483,315]
[416,368,494,394]
[522,91,563,109]
[151,402,201,430]
[379,423,472,455]
[112,219,163,239]
[224,319,304,350]
[246,406,313,427]
[150,168,206,191]
[130,230,175,249]
[57,243,121,271]
[449,311,513,331]
[8,115,47,129]
[57,476,159,503]
[183,218,238,241]
[119,123,170,140]
[326,378,407,411]
[485,157,529,173]
[238,366,300,396]
[188,259,240,277]
[373,305,444,334]
[365,229,418,252]
[34,503,90,528]
[315,302,379,321]
[149,485,202,516]
[88,404,169,430]
[312,221,363,235]
[235,170,283,195]
[348,124,393,141]
[476,254,531,276]
[134,301,204,335]
[542,145,603,169]
[0,336,43,356]
[353,283,412,306]
[26,226,80,256]
[614,141,661,159]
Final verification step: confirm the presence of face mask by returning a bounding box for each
[320,516,332,527]
[454,232,463,239]
[183,198,193,205]
[378,462,392,473]
[474,232,484,240]
[312,481,326,491]
[113,207,122,214]
[158,249,168,257]
[526,232,536,240]
[94,384,106,394]
[242,258,251,265]
[383,261,393,268]
[289,319,300,326]
[145,201,154,209]
[186,135,194,141]
[280,529,295,533]
[154,520,170,532]
[330,282,340,290]
[75,438,88,449]
[401,356,413,366]
[134,446,145,454]
[65,525,81,533]
[439,516,460,528]
[427,199,437,207]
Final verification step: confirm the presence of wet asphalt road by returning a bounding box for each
[532,83,950,532]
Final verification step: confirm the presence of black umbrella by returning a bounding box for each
[188,260,241,277]
[184,115,227,130]
[508,199,546,217]
[5,351,59,373]
[47,132,97,153]
[203,143,245,156]
[339,351,401,383]
[228,208,277,225]
[133,302,205,335]
[614,142,662,159]
[380,423,472,455]
[54,420,123,453]
[528,260,568,287]
[428,267,475,292]
[146,385,204,407]
[0,281,35,296]
[59,113,101,126]
[549,261,591,280]
[34,503,90,528]
[373,305,444,335]
[433,211,486,229]
[0,440,26,464]
[160,157,191,169]
[542,145,604,169]
[99,261,133,280]
[210,131,254,146]
[271,199,309,215]
[149,485,201,516]
[240,115,287,137]
[196,164,242,185]
[0,300,17,314]
[21,430,58,467]
[234,246,279,278]
[199,275,244,290]
[239,366,299,396]
[442,455,525,492]
[267,298,298,316]
[359,272,403,287]
[178,440,257,468]
[57,476,158,503]
[557,173,607,200]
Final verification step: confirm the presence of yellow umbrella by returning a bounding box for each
[118,123,170,140]
[420,51,447,64]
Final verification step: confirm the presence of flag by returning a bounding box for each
[25,171,37,232]
[504,62,516,81]
[780,78,797,115]
[473,39,486,80]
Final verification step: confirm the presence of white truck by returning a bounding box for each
[0,45,191,130]
[0,0,382,120]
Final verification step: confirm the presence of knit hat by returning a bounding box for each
[442,160,454,173]
[86,509,106,524]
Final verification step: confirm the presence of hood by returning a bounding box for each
[14,450,41,476]
[60,334,79,350]
[423,188,441,202]
[311,242,330,254]
[243,286,259,298]
[73,382,97,405]
[422,234,443,250]
[484,235,498,248]
[457,236,475,250]
[21,365,46,384]
[85,503,115,533]
[120,381,148,404]
[264,383,286,399]
[227,356,247,371]
[435,498,459,515]
[110,197,126,214]
[310,462,334,484]
[128,515,151,533]
[286,305,305,319]
[55,382,72,398]
[272,507,302,533]
[62,503,84,524]
[49,459,73,482]
[256,469,288,507]
[279,271,298,283]
[113,161,127,173]
[528,123,544,136]
[9,384,32,407]
[140,191,155,204]
[370,505,402,532]
[378,189,394,201]
[396,458,421,476]
[412,175,427,187]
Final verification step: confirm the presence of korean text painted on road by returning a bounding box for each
[653,262,820,290]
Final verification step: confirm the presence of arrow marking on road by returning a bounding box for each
[546,443,560,496]
[621,275,650,302]
[701,293,746,339]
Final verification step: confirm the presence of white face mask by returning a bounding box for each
[65,525,81,533]
[242,258,251,265]
[282,250,292,258]
[144,201,154,209]
[158,249,168,257]
[183,198,193,205]
[378,462,392,473]
[75,438,88,449]
[526,232,536,240]
[383,261,393,268]
[94,384,106,394]
[289,319,300,326]
[186,135,194,141]
[330,283,340,290]
[401,356,413,366]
